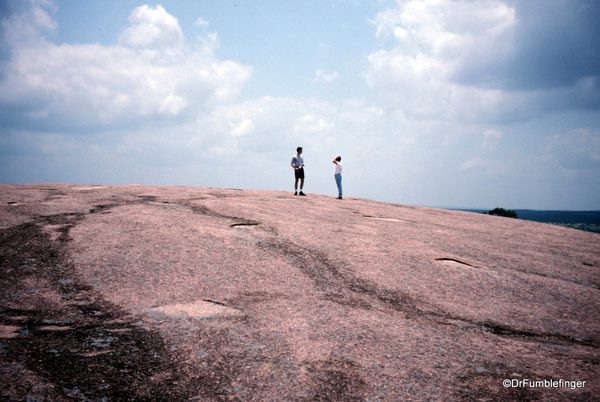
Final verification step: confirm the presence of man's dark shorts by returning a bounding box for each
[295,167,305,179]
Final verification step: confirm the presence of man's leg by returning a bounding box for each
[300,178,304,190]
[294,178,299,190]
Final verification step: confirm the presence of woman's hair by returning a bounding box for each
[335,156,341,162]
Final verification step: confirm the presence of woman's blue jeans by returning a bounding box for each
[335,173,342,197]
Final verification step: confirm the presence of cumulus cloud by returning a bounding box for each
[365,0,600,122]
[0,3,252,130]
[119,5,184,48]
[366,0,517,118]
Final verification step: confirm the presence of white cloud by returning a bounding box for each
[194,18,209,27]
[313,69,339,83]
[294,115,335,132]
[366,0,600,126]
[371,0,515,53]
[0,3,252,128]
[365,0,519,121]
[0,0,57,46]
[119,5,184,48]
[159,94,189,115]
[231,119,254,137]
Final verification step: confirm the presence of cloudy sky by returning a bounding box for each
[1,0,599,210]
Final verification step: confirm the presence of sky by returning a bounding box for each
[1,0,599,210]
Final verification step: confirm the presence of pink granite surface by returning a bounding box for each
[0,183,598,401]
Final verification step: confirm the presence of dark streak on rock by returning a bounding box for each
[230,222,261,227]
[202,299,229,307]
[0,221,243,401]
[436,257,599,291]
[309,358,368,401]
[37,213,86,243]
[476,320,600,349]
[258,237,600,351]
[89,205,112,214]
[435,257,476,267]
[498,261,598,291]
[189,203,260,227]
[258,238,429,317]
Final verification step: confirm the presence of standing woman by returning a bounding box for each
[333,156,343,199]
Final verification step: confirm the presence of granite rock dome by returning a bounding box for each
[1,184,598,401]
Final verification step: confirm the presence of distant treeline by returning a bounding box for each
[514,210,600,225]
[455,209,600,234]
[515,210,600,234]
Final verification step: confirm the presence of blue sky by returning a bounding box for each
[1,0,599,210]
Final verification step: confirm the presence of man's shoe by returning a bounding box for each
[299,191,305,196]
[294,191,298,196]
[337,196,342,199]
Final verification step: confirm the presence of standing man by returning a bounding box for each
[333,156,343,199]
[291,147,305,196]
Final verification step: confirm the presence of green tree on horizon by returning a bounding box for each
[487,207,518,219]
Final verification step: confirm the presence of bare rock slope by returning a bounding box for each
[1,183,598,401]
